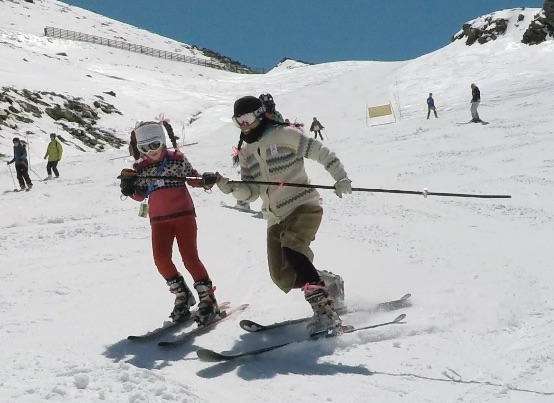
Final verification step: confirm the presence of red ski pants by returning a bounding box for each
[150,216,209,282]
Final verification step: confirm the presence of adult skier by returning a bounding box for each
[43,133,63,179]
[7,137,33,190]
[217,96,350,334]
[470,83,482,123]
[309,117,325,140]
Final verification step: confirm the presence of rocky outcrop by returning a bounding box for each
[451,16,509,45]
[522,0,554,44]
[0,87,125,151]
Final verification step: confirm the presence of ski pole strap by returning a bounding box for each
[145,154,169,197]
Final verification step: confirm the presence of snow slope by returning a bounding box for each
[1,2,553,402]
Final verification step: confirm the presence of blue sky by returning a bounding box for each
[63,0,541,69]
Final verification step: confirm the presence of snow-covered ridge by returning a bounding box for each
[451,7,554,45]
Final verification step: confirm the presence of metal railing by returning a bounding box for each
[44,27,265,74]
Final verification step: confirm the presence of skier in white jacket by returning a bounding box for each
[217,96,352,334]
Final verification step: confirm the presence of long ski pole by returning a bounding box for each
[7,164,17,190]
[129,175,511,199]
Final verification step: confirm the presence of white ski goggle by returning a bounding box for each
[232,106,265,128]
[138,141,163,154]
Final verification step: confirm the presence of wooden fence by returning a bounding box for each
[43,26,264,74]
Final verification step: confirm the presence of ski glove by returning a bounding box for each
[119,168,138,196]
[334,178,352,198]
[216,176,234,194]
[217,176,251,200]
[188,172,219,190]
[201,172,219,189]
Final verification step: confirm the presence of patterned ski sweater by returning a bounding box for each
[234,125,348,226]
[132,150,199,223]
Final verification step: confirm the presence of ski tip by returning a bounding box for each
[401,293,411,300]
[239,319,264,332]
[197,348,228,362]
[393,313,407,323]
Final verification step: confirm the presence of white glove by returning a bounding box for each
[334,178,352,198]
[217,176,234,194]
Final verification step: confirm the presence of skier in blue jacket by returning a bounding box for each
[427,93,438,119]
[7,138,33,190]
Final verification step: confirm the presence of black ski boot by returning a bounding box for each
[193,279,220,326]
[166,274,196,322]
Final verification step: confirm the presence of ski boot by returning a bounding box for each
[317,270,345,311]
[234,200,251,211]
[166,274,196,322]
[302,282,342,336]
[193,279,220,326]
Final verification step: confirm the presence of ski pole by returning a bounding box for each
[29,167,42,181]
[128,175,511,199]
[324,128,329,140]
[7,164,17,190]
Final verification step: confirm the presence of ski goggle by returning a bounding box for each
[138,141,163,154]
[232,113,258,128]
[232,106,265,128]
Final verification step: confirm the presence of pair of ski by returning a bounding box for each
[127,302,249,347]
[197,293,411,362]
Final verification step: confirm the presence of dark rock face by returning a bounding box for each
[451,4,553,46]
[451,16,509,45]
[522,0,554,44]
[0,87,125,151]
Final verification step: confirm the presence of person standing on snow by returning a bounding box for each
[43,133,63,179]
[426,93,438,119]
[118,120,220,325]
[309,117,324,140]
[217,95,350,335]
[470,83,482,123]
[7,137,33,190]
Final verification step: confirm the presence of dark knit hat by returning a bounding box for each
[13,137,20,143]
[234,96,263,117]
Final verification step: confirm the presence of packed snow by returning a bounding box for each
[1,2,553,402]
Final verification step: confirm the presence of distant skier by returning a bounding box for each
[43,133,63,179]
[218,95,349,335]
[470,83,482,123]
[427,93,438,119]
[309,117,324,140]
[7,137,33,191]
[118,120,220,325]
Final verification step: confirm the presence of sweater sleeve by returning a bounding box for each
[286,128,348,181]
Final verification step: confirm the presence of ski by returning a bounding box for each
[183,142,199,147]
[197,313,406,362]
[127,301,230,341]
[239,293,411,333]
[220,201,263,218]
[158,303,249,348]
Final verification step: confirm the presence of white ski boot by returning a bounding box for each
[317,270,345,311]
[302,283,342,336]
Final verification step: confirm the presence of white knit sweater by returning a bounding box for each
[233,125,348,226]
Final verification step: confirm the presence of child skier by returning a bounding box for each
[118,120,220,325]
[217,96,350,335]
